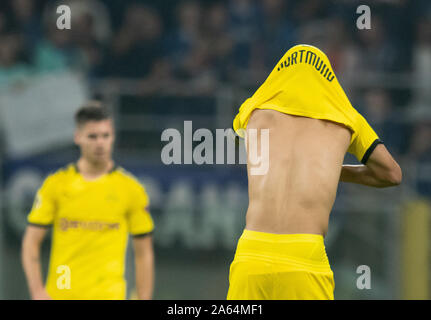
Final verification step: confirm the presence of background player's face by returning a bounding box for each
[74,119,115,165]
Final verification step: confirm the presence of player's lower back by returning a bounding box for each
[244,109,352,235]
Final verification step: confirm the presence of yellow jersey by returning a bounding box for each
[233,44,383,164]
[27,163,154,300]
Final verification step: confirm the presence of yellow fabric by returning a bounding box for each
[227,229,334,300]
[233,44,381,163]
[27,164,154,300]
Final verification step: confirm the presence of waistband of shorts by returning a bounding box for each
[240,229,324,243]
[235,229,331,271]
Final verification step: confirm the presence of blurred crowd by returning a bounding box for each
[0,0,430,194]
[0,1,429,87]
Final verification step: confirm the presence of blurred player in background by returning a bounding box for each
[21,103,155,300]
[228,44,402,300]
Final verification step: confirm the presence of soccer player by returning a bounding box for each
[228,44,402,300]
[21,104,155,300]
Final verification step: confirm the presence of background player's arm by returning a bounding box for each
[340,144,402,188]
[22,173,56,299]
[132,235,154,300]
[126,177,155,300]
[21,225,51,300]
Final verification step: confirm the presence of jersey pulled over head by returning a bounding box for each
[233,44,382,164]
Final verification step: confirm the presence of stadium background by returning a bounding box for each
[0,0,430,299]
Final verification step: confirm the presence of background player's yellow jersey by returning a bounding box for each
[233,44,383,164]
[27,163,154,300]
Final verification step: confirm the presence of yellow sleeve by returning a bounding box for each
[126,180,154,237]
[347,113,383,164]
[27,174,57,227]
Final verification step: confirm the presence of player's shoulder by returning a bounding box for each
[112,166,145,189]
[44,163,76,182]
[39,163,76,186]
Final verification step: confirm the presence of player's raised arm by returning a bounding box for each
[21,225,51,300]
[340,143,402,188]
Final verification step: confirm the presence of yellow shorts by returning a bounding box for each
[227,229,335,300]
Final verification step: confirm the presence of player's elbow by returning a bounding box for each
[390,162,402,185]
[384,163,402,187]
[365,143,402,187]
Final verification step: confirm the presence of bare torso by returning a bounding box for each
[245,109,352,236]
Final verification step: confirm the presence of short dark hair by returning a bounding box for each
[75,101,112,127]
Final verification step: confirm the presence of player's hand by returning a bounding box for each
[32,288,52,300]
